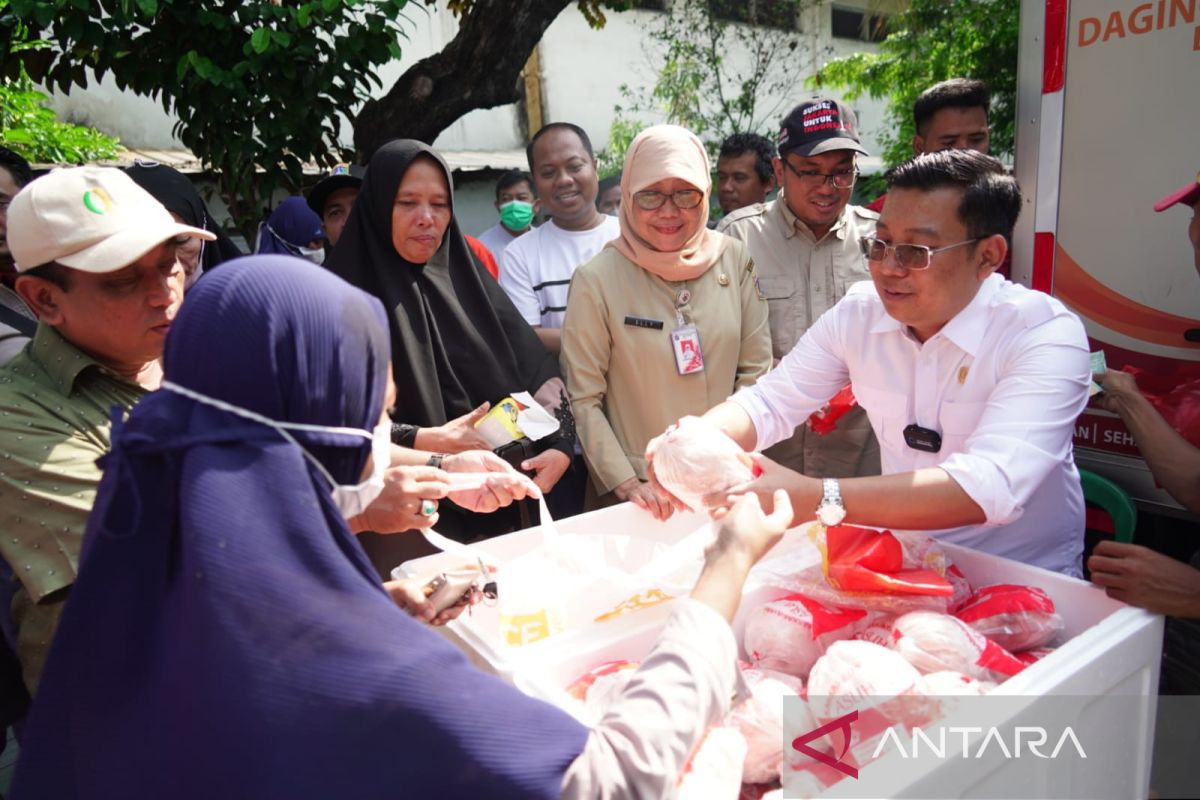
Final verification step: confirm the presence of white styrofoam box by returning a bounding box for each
[395,503,714,692]
[404,503,1165,798]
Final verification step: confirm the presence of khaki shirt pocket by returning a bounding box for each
[757,275,800,357]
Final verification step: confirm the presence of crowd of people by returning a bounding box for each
[0,75,1196,795]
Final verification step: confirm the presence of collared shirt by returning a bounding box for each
[718,193,878,358]
[731,275,1091,576]
[0,324,146,601]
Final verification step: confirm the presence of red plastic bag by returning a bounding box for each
[807,384,858,436]
[955,584,1064,652]
[1120,365,1200,449]
[824,525,953,597]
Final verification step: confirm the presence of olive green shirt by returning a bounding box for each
[0,323,146,602]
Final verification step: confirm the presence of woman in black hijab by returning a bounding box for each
[125,160,244,288]
[329,140,573,547]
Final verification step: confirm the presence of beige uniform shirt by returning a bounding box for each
[562,240,771,494]
[719,195,882,478]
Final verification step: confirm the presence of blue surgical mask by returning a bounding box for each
[161,381,390,520]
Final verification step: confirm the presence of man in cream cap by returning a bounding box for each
[0,166,213,695]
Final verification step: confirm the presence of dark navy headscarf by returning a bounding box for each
[12,256,588,799]
[256,196,325,255]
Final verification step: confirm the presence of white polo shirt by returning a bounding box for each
[731,274,1091,576]
[499,216,620,329]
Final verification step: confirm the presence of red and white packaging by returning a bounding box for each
[891,611,1026,681]
[851,613,896,648]
[649,416,754,512]
[805,640,922,723]
[945,564,973,614]
[1013,646,1056,666]
[954,584,1065,652]
[724,668,805,784]
[743,593,868,679]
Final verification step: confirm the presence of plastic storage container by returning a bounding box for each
[398,502,1164,799]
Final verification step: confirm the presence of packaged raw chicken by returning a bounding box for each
[891,611,1026,681]
[651,416,754,511]
[954,584,1065,652]
[911,670,996,696]
[1013,646,1056,666]
[945,564,973,614]
[851,613,896,648]
[743,594,867,678]
[724,667,805,784]
[805,640,922,723]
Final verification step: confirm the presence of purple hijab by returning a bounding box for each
[256,196,325,255]
[12,256,588,799]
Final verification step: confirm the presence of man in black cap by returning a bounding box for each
[307,164,364,249]
[717,97,880,480]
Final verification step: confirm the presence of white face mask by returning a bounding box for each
[299,245,326,266]
[161,380,389,520]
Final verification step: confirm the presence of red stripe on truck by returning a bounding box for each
[1032,232,1056,294]
[1043,0,1068,93]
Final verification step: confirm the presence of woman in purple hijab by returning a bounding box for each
[256,196,326,263]
[13,256,794,799]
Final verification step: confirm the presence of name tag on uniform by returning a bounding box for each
[670,325,705,375]
[624,315,664,330]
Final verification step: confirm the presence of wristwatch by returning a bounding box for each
[815,478,846,527]
[426,453,446,469]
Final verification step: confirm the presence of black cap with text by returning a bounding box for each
[779,98,870,158]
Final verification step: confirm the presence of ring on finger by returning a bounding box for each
[420,499,438,517]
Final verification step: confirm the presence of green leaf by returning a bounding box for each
[272,29,292,48]
[250,27,270,54]
[134,0,158,16]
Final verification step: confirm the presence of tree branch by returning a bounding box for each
[353,0,572,160]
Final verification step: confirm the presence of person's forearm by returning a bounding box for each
[689,550,754,623]
[534,326,561,355]
[784,468,985,531]
[701,400,758,451]
[1110,394,1200,514]
[389,443,434,466]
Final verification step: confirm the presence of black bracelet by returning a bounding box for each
[391,422,418,448]
[426,453,445,469]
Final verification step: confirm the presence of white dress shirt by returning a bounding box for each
[731,274,1091,576]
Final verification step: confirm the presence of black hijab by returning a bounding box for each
[126,162,244,272]
[328,140,560,428]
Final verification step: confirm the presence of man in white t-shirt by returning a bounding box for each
[476,170,539,265]
[500,122,619,356]
[650,150,1091,576]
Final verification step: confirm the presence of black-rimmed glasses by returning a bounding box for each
[782,160,858,189]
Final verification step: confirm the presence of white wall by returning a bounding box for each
[46,1,892,159]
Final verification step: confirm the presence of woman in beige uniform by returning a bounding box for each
[562,124,772,519]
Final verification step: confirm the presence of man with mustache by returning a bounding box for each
[0,166,214,694]
[658,150,1091,577]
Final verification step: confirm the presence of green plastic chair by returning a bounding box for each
[1079,469,1137,543]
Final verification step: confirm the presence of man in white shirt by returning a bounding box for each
[499,122,619,356]
[653,150,1090,576]
[476,169,539,265]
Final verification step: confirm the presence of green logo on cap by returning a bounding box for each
[82,188,113,215]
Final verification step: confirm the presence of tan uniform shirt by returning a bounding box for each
[562,240,771,495]
[718,194,882,478]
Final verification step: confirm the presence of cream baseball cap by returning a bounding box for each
[7,165,216,273]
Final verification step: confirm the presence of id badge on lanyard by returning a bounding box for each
[670,288,704,375]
